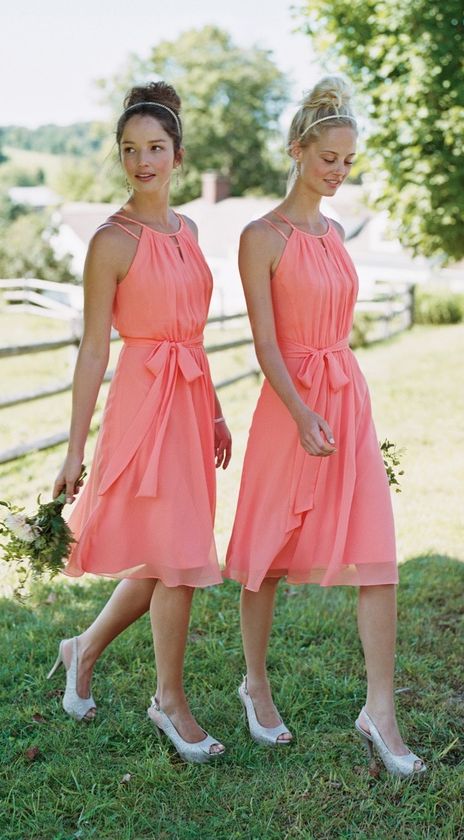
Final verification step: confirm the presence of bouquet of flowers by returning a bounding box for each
[0,468,86,592]
[380,439,404,493]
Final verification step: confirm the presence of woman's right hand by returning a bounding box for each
[296,406,337,457]
[53,454,85,504]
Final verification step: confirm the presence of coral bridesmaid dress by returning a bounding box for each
[65,213,222,588]
[225,212,398,590]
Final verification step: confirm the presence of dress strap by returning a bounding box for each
[274,210,331,236]
[261,217,290,241]
[112,211,183,237]
[273,211,295,229]
[97,217,141,241]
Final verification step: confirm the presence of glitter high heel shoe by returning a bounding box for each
[147,697,225,764]
[238,676,292,746]
[355,708,426,778]
[47,637,96,722]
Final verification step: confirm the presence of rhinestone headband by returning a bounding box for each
[301,113,357,137]
[123,101,182,137]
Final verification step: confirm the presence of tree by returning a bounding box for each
[0,211,77,283]
[99,27,290,202]
[298,0,464,262]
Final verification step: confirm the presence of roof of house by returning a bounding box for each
[57,201,119,245]
[8,186,62,208]
[177,184,368,257]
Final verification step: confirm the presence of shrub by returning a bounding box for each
[414,288,464,325]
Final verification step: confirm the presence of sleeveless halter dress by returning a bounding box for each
[225,212,398,590]
[65,213,222,588]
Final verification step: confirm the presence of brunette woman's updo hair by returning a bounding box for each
[116,81,183,153]
[287,75,356,153]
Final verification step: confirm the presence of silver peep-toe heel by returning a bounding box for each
[238,676,292,746]
[47,637,96,722]
[355,708,426,778]
[147,697,225,764]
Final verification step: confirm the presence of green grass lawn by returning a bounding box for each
[0,558,462,839]
[0,314,463,839]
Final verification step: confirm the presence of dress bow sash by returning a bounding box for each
[98,336,204,499]
[279,336,351,532]
[280,336,350,392]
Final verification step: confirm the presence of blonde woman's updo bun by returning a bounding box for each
[287,75,356,156]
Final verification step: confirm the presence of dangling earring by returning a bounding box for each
[125,178,131,194]
[295,159,301,177]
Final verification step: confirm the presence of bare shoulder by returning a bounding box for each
[179,213,198,239]
[86,223,138,281]
[89,223,133,254]
[240,217,280,249]
[329,218,346,242]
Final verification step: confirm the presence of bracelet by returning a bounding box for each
[214,416,225,423]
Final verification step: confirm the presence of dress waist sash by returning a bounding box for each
[98,335,205,498]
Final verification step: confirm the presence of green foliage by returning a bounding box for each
[53,147,124,203]
[0,192,29,223]
[0,211,77,283]
[0,467,86,596]
[0,163,45,188]
[298,0,464,262]
[1,122,107,157]
[99,26,290,203]
[0,129,8,165]
[349,310,377,348]
[414,287,464,324]
[380,438,404,492]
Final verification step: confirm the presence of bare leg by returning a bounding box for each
[357,583,421,765]
[240,576,292,741]
[148,581,224,753]
[62,578,156,714]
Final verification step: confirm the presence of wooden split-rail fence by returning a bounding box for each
[0,277,415,464]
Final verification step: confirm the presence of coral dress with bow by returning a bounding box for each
[65,213,222,588]
[225,212,398,590]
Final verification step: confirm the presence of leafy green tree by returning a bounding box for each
[0,129,7,165]
[53,151,123,203]
[0,211,76,283]
[99,26,289,202]
[298,0,464,262]
[0,122,107,157]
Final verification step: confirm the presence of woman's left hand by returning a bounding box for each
[214,419,232,469]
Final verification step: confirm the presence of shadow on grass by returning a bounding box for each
[0,555,462,840]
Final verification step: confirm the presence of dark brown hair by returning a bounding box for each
[116,81,182,153]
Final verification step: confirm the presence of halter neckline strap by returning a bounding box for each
[111,211,184,237]
[273,210,330,239]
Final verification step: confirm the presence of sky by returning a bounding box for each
[0,0,324,128]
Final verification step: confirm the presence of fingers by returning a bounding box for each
[320,419,335,447]
[214,427,232,470]
[65,478,77,505]
[222,440,232,469]
[53,478,65,500]
[301,416,336,457]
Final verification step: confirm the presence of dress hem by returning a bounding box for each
[223,564,399,591]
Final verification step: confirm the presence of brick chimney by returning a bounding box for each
[201,171,231,203]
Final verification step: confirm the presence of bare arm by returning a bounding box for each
[53,228,123,501]
[239,222,336,457]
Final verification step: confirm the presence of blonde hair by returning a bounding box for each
[287,76,356,182]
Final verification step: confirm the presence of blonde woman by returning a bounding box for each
[225,76,425,778]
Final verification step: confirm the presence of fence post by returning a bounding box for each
[409,284,416,327]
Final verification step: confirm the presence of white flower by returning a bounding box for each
[4,512,38,543]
